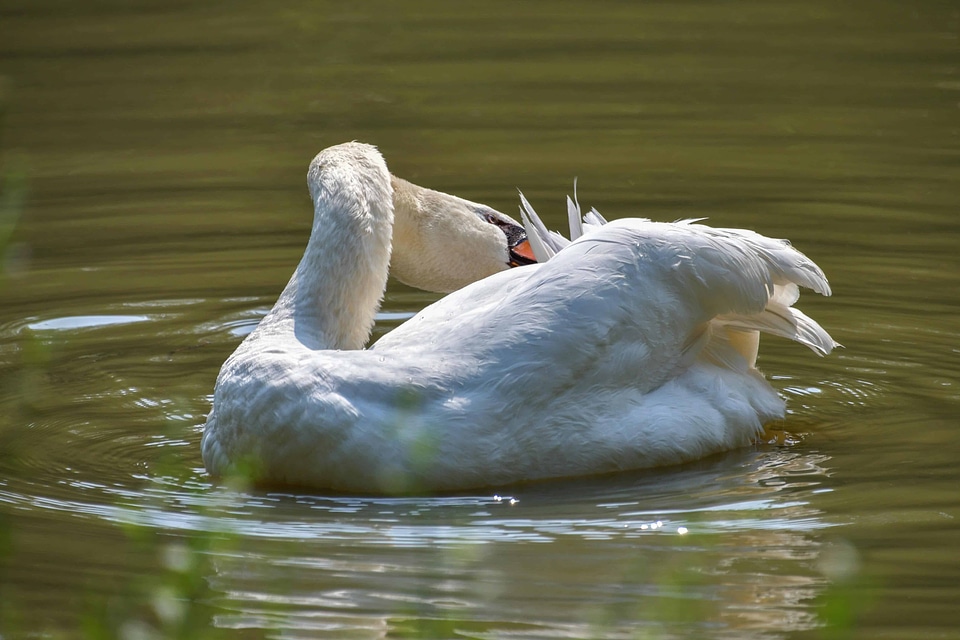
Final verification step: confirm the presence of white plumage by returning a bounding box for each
[201,142,837,492]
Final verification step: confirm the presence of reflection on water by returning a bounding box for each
[197,451,835,637]
[5,446,833,638]
[2,0,960,637]
[25,314,154,331]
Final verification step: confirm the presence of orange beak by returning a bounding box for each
[508,239,537,267]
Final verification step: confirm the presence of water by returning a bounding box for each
[1,1,958,637]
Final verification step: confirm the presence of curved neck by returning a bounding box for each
[256,160,395,351]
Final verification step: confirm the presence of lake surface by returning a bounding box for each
[1,1,958,638]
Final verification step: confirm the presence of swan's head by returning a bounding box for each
[389,176,536,293]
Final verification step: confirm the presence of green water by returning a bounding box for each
[1,1,958,637]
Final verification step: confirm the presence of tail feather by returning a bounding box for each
[566,180,584,241]
[522,184,605,259]
[517,187,838,364]
[716,227,833,297]
[584,207,608,228]
[518,191,563,261]
[771,282,800,307]
[688,227,837,356]
[716,302,838,357]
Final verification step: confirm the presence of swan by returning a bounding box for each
[201,141,838,493]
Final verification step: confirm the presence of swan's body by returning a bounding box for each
[202,142,837,492]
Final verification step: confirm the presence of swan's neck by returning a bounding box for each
[257,160,395,351]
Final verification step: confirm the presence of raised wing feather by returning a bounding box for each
[516,192,836,361]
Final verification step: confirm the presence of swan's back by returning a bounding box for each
[356,218,835,490]
[378,217,832,373]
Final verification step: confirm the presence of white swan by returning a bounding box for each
[201,141,838,493]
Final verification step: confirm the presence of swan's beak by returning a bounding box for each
[473,204,538,267]
[508,238,537,267]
